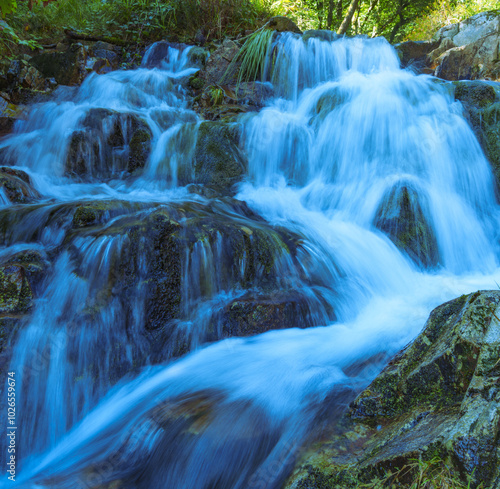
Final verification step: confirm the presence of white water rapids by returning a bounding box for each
[0,34,500,488]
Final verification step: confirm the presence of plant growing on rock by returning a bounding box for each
[222,27,274,91]
[357,456,483,488]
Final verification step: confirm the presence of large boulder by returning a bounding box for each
[453,81,500,191]
[30,42,87,86]
[394,40,439,72]
[428,10,500,81]
[286,290,500,488]
[32,199,322,362]
[65,108,153,180]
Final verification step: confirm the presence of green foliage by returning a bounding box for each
[405,0,500,41]
[22,0,273,42]
[209,85,225,105]
[0,0,17,18]
[0,19,40,55]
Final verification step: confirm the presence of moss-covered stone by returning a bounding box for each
[286,291,500,489]
[374,184,439,268]
[187,47,209,68]
[189,76,205,90]
[128,128,152,173]
[266,16,302,34]
[187,121,247,195]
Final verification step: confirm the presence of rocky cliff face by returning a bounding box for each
[396,10,500,82]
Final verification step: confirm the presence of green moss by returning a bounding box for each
[453,81,496,108]
[191,121,247,195]
[128,128,152,173]
[189,76,205,90]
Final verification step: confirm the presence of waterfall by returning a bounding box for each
[1,34,500,489]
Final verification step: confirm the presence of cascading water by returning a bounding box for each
[0,32,500,489]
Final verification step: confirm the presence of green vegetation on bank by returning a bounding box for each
[0,0,498,60]
[405,0,499,41]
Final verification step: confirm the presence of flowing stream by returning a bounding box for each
[1,34,500,489]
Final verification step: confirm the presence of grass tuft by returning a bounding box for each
[221,27,274,92]
[357,456,484,489]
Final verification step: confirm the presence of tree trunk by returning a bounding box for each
[317,0,324,29]
[336,0,343,19]
[337,0,361,35]
[360,0,378,34]
[327,0,335,29]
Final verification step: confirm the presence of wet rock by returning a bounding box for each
[68,200,311,359]
[0,117,14,137]
[302,30,338,43]
[65,108,153,180]
[72,201,147,228]
[213,291,314,338]
[0,248,48,315]
[186,121,247,194]
[286,290,500,488]
[0,167,41,204]
[374,183,439,268]
[453,81,500,191]
[200,39,240,86]
[394,40,439,72]
[30,43,87,86]
[266,16,302,34]
[0,265,32,314]
[429,11,500,81]
[235,82,273,108]
[141,41,193,69]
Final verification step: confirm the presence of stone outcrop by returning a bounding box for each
[286,290,500,488]
[428,10,500,81]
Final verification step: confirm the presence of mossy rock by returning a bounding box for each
[189,76,205,90]
[454,81,496,108]
[187,47,209,68]
[212,290,316,339]
[374,183,439,268]
[128,128,152,173]
[265,16,302,34]
[286,291,500,489]
[187,121,247,195]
